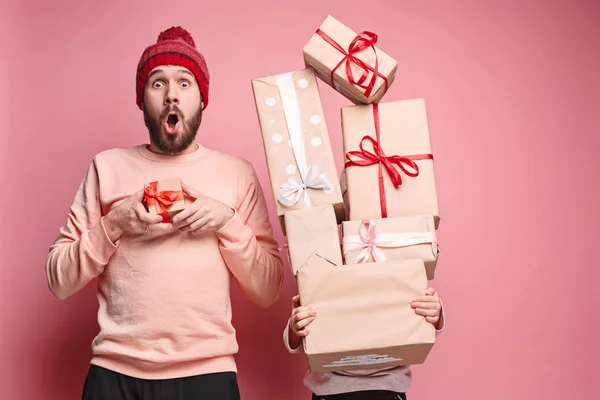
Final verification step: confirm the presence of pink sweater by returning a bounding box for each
[46,144,284,379]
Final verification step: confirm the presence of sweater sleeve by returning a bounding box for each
[215,163,284,308]
[283,318,304,354]
[45,159,118,299]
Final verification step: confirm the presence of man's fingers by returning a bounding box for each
[415,308,438,317]
[295,316,315,330]
[413,296,438,303]
[177,209,205,229]
[295,328,310,337]
[134,189,145,202]
[186,215,213,232]
[172,203,204,227]
[141,214,164,224]
[293,306,314,316]
[293,310,316,322]
[292,295,300,308]
[426,316,439,324]
[138,210,163,224]
[180,181,200,200]
[425,287,436,296]
[133,203,162,224]
[411,301,439,309]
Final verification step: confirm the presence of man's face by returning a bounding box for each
[143,65,203,154]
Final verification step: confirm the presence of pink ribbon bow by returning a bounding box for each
[342,219,438,264]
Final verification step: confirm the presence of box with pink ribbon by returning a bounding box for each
[342,215,439,280]
[303,15,398,104]
[251,68,345,233]
[341,98,441,227]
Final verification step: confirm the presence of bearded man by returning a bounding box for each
[46,26,284,400]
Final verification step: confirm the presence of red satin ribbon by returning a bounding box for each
[316,29,389,98]
[344,104,433,218]
[143,182,183,222]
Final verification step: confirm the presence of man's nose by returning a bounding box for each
[165,86,179,105]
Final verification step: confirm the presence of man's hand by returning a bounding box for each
[288,295,316,350]
[411,288,443,329]
[171,181,235,233]
[103,190,166,242]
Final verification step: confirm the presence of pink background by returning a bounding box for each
[1,0,598,399]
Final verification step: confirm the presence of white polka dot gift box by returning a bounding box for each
[302,15,397,105]
[251,68,345,234]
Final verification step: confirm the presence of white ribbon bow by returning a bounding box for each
[278,164,333,207]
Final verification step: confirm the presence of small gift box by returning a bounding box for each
[342,215,439,280]
[296,259,436,373]
[143,178,186,223]
[303,15,397,104]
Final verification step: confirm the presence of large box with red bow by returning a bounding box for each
[303,15,397,104]
[341,99,440,227]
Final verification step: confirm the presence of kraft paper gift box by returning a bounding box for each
[342,215,439,280]
[303,15,397,104]
[296,259,435,373]
[283,204,343,275]
[251,68,344,233]
[143,178,186,223]
[342,99,440,227]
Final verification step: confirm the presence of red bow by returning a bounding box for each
[316,29,389,98]
[344,104,433,218]
[143,182,183,222]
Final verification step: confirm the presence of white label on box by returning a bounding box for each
[322,354,403,368]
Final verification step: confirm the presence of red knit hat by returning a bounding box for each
[136,26,209,110]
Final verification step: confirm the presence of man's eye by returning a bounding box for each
[153,81,164,88]
[181,81,190,88]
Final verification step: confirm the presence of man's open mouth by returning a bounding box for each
[165,112,180,135]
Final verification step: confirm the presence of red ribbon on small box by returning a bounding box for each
[143,181,184,222]
[345,104,433,218]
[316,29,389,98]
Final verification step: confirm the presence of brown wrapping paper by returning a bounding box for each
[143,178,186,222]
[284,205,343,275]
[297,259,435,373]
[342,215,439,280]
[303,15,397,104]
[251,68,344,233]
[341,99,440,227]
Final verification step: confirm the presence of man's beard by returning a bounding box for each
[144,104,202,154]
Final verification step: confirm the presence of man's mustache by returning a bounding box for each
[160,105,184,121]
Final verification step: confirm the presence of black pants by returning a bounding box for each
[82,365,240,400]
[312,391,407,400]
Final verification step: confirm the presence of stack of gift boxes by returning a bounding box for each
[251,15,441,373]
